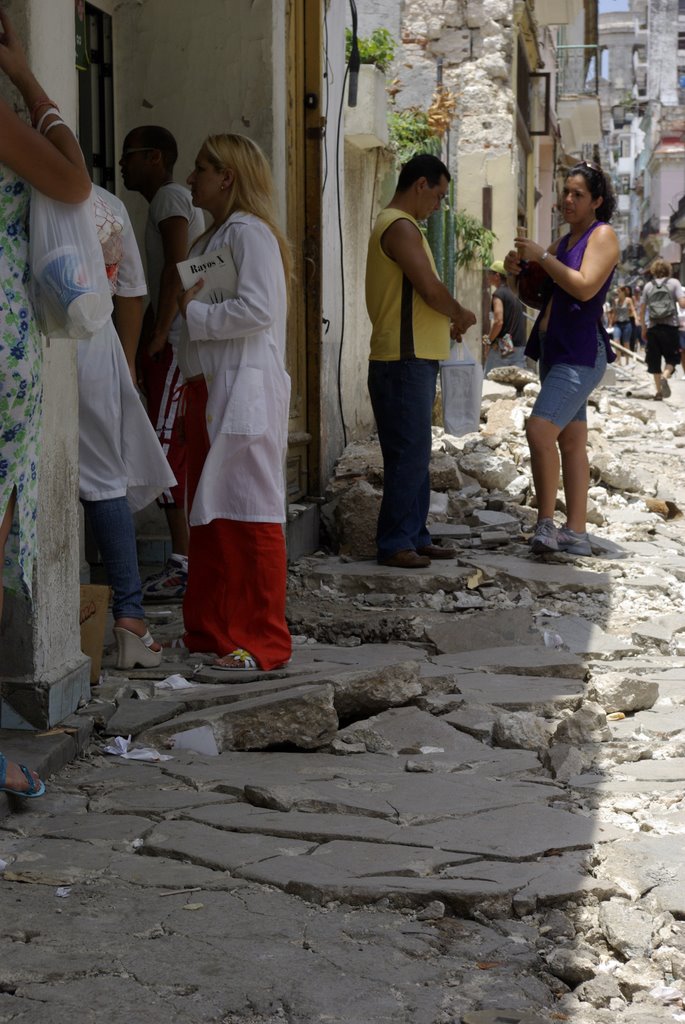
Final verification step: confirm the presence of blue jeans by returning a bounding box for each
[82,497,144,620]
[613,321,634,350]
[368,358,437,561]
[532,333,607,427]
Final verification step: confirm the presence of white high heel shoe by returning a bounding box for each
[114,627,163,670]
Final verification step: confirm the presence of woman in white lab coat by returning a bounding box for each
[178,134,292,671]
[78,187,176,670]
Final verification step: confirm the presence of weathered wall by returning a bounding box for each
[111,0,278,246]
[341,142,397,442]
[377,0,520,346]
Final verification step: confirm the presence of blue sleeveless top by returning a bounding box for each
[525,221,616,367]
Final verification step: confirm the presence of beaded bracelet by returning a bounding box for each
[35,107,61,134]
[30,97,58,124]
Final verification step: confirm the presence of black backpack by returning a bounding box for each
[647,278,674,323]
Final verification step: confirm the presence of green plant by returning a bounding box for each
[426,181,456,293]
[345,27,395,73]
[387,108,442,163]
[453,210,496,270]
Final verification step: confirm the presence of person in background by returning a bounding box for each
[639,258,685,400]
[0,6,92,797]
[78,187,176,670]
[120,125,204,600]
[482,259,526,373]
[365,153,476,569]
[678,302,685,377]
[177,133,292,672]
[505,161,618,558]
[610,284,636,365]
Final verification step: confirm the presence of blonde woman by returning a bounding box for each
[177,134,292,672]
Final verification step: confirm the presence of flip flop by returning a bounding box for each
[212,648,258,671]
[0,753,46,798]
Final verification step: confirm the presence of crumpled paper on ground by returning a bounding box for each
[155,674,196,691]
[102,735,172,761]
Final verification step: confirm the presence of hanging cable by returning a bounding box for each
[347,0,360,107]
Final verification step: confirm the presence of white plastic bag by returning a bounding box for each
[440,342,483,436]
[29,186,112,339]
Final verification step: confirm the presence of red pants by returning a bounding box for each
[182,378,291,670]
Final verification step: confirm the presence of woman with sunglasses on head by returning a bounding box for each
[504,162,618,557]
[176,134,292,673]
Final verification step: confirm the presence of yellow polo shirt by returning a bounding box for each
[365,208,450,361]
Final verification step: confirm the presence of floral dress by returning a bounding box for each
[0,165,41,597]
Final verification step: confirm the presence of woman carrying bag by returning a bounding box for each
[505,162,618,558]
[177,134,292,673]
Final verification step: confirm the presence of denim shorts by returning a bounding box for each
[531,331,607,428]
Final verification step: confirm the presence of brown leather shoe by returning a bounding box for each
[379,549,431,568]
[417,544,456,559]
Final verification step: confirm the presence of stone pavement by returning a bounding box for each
[2,369,685,1022]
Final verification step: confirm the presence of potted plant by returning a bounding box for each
[344,28,395,149]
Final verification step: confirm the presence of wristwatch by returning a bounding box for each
[541,251,550,261]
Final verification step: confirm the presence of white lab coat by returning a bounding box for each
[78,190,176,512]
[180,213,291,525]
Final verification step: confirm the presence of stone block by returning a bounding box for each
[139,684,339,752]
[587,670,658,714]
[326,660,422,718]
[105,697,185,736]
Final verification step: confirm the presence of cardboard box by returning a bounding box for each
[79,584,110,684]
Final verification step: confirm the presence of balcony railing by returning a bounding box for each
[556,44,600,99]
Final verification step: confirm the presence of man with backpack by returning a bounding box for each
[639,258,685,400]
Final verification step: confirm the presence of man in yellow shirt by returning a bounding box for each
[366,154,476,568]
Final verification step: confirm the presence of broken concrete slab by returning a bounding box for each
[288,642,429,669]
[4,837,115,885]
[432,647,587,679]
[108,850,247,891]
[325,660,423,718]
[462,552,612,595]
[587,670,659,714]
[540,615,636,659]
[593,832,685,901]
[141,819,315,872]
[467,509,520,530]
[631,612,685,649]
[104,697,186,736]
[424,608,540,654]
[139,684,339,753]
[334,706,474,755]
[449,672,585,715]
[303,557,473,596]
[88,786,237,817]
[17,812,153,845]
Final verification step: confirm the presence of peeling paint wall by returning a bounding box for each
[356,0,521,348]
[111,0,279,244]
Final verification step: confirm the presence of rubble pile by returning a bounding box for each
[2,369,685,1022]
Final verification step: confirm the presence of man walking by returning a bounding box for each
[120,126,204,599]
[365,154,476,568]
[483,259,526,373]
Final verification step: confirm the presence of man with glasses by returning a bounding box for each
[120,125,204,600]
[365,153,476,568]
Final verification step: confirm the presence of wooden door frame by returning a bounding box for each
[286,0,323,498]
